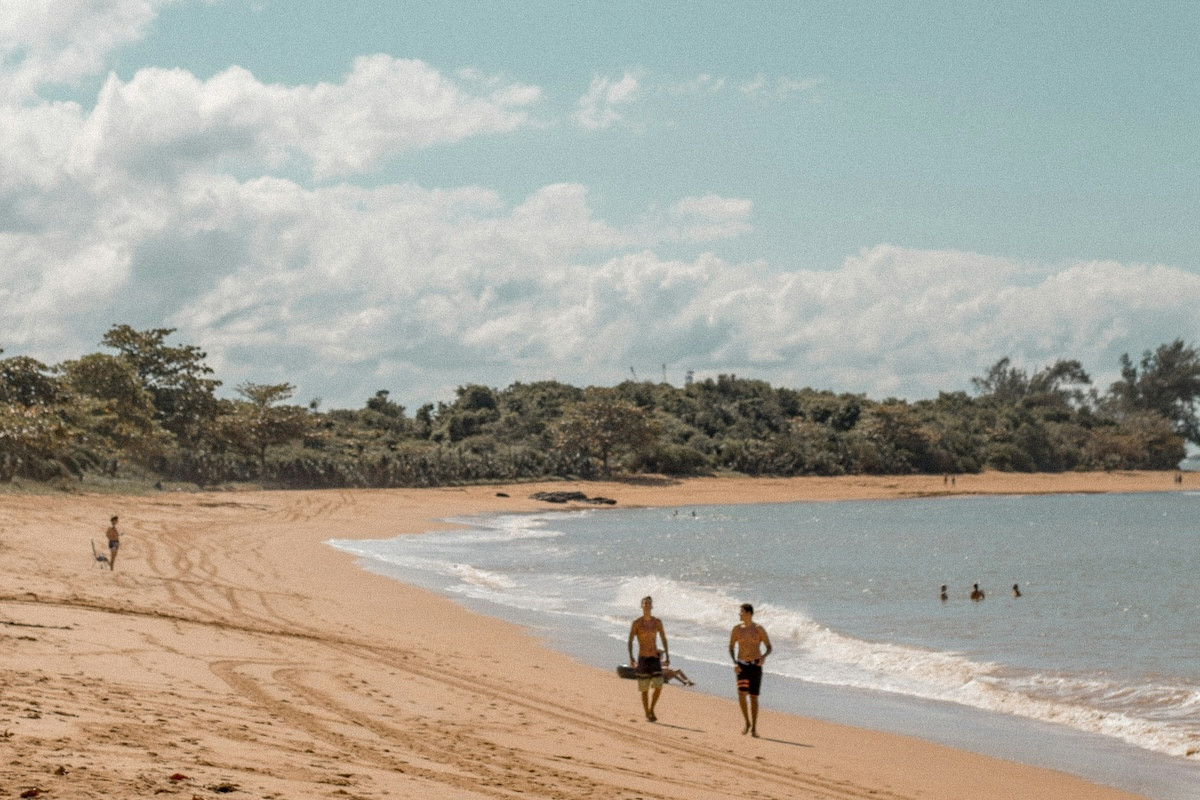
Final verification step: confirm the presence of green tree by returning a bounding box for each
[59,353,170,463]
[365,390,405,418]
[1108,339,1200,445]
[1028,359,1091,402]
[0,355,74,480]
[358,390,410,436]
[852,401,936,473]
[432,384,501,442]
[554,391,660,475]
[0,402,72,481]
[492,381,585,442]
[101,325,222,447]
[224,382,311,472]
[972,358,1091,407]
[0,355,66,406]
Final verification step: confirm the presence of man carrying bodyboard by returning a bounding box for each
[627,596,670,722]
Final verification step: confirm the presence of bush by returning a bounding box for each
[626,443,711,476]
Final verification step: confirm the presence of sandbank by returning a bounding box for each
[3,470,1185,798]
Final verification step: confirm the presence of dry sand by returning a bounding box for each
[2,470,1185,799]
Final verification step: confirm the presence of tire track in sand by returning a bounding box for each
[208,658,638,799]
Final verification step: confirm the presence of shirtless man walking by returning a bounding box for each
[105,516,121,571]
[627,596,669,722]
[729,603,772,736]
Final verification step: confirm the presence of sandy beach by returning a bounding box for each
[2,470,1185,799]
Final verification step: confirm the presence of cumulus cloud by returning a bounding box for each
[2,8,1195,411]
[573,71,639,130]
[8,145,1197,408]
[0,0,177,101]
[0,49,543,361]
[62,56,540,182]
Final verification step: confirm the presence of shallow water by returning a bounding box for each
[329,491,1200,799]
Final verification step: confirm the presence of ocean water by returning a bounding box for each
[328,491,1200,799]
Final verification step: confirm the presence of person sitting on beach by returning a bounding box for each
[939,584,948,602]
[970,583,985,601]
[658,651,694,686]
[1012,583,1022,597]
[628,596,669,722]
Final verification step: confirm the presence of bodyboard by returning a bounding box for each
[616,665,638,679]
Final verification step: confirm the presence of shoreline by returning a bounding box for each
[2,471,1186,798]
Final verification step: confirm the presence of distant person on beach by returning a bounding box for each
[628,596,669,722]
[729,603,772,737]
[940,585,948,602]
[1012,583,1022,597]
[105,516,120,571]
[659,651,694,686]
[970,583,985,601]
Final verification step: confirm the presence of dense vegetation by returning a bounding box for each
[2,325,1198,490]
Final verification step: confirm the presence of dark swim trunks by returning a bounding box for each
[736,660,763,696]
[108,539,119,551]
[636,656,663,690]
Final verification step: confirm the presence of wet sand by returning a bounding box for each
[2,470,1182,798]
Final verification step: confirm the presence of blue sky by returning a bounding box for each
[2,1,1198,410]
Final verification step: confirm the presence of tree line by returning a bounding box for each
[2,325,1198,489]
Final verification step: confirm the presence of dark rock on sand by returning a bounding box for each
[529,491,616,505]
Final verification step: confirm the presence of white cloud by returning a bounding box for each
[62,56,540,182]
[5,126,1199,408]
[669,194,753,241]
[298,55,540,178]
[738,73,823,100]
[573,71,639,130]
[0,0,178,101]
[1,12,1195,412]
[664,73,726,96]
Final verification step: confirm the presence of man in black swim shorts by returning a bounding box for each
[105,515,121,571]
[729,602,772,737]
[628,596,669,722]
[736,658,763,696]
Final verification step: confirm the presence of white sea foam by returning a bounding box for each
[594,575,1200,760]
[439,513,567,542]
[449,563,517,591]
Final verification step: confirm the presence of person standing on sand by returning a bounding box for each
[105,516,121,571]
[628,596,669,722]
[729,603,772,737]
